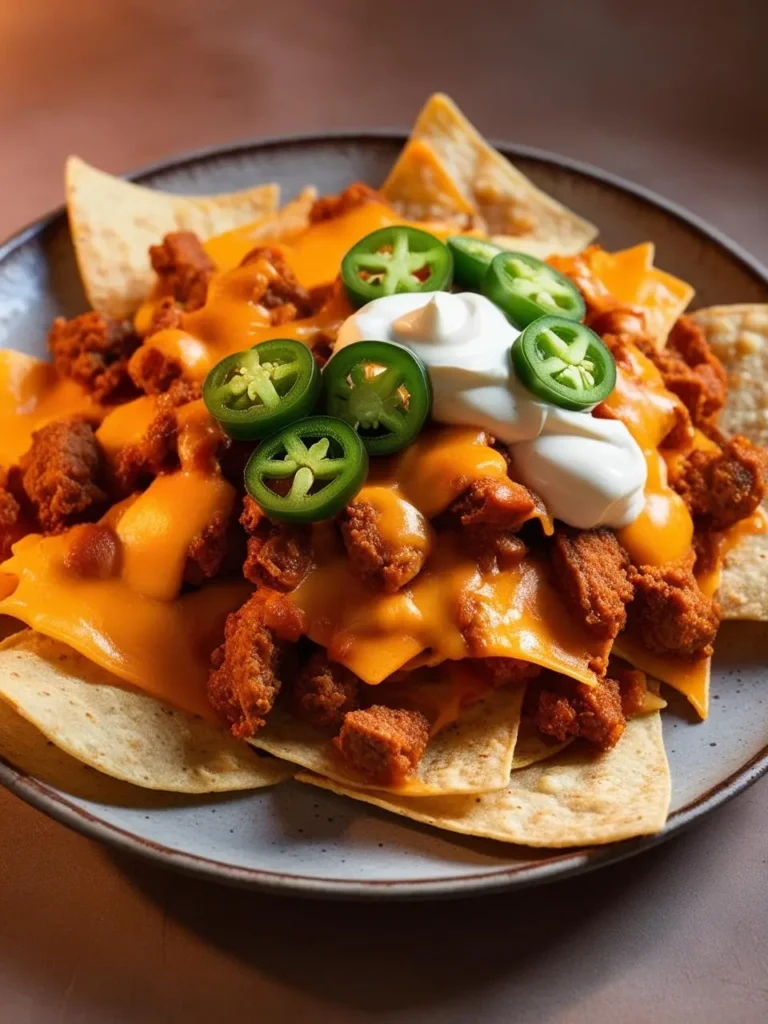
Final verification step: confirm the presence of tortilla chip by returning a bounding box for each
[0,694,137,802]
[718,525,768,620]
[510,716,571,769]
[380,138,477,225]
[383,93,596,255]
[298,711,670,847]
[203,187,317,271]
[251,685,525,796]
[66,155,279,318]
[691,304,768,619]
[0,631,293,793]
[692,304,768,446]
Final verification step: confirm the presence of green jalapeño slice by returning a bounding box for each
[341,226,453,309]
[322,340,432,455]
[447,236,504,289]
[482,251,585,328]
[244,416,368,523]
[203,339,320,440]
[510,316,616,411]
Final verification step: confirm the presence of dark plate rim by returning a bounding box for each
[0,130,767,900]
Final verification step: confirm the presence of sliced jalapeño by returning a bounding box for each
[447,236,503,289]
[510,316,616,411]
[482,251,585,328]
[322,340,432,455]
[244,416,368,523]
[341,226,452,309]
[203,339,320,440]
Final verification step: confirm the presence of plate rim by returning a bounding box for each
[1,129,767,900]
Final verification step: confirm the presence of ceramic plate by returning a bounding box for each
[1,133,767,899]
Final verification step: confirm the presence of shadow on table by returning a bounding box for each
[112,812,716,1017]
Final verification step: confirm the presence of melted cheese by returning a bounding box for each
[0,213,728,729]
[292,538,602,686]
[95,395,158,458]
[132,200,450,380]
[116,472,235,601]
[0,468,241,717]
[552,244,694,345]
[606,343,694,566]
[0,535,245,719]
[589,243,655,305]
[0,350,104,466]
[145,288,352,381]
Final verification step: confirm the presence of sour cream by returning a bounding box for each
[334,291,647,530]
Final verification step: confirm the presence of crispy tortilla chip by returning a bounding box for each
[510,716,571,769]
[0,631,293,793]
[383,93,596,255]
[380,138,477,226]
[0,694,138,802]
[251,685,524,796]
[718,525,768,621]
[298,711,670,847]
[692,304,768,446]
[691,304,768,620]
[203,187,318,271]
[66,155,280,318]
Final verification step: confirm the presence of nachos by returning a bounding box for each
[0,95,765,843]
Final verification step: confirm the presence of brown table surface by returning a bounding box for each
[1,2,767,1021]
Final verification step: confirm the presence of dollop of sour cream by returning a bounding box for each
[334,291,647,530]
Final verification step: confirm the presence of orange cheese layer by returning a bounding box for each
[133,200,453,380]
[0,469,241,718]
[292,537,603,687]
[142,282,352,381]
[606,343,694,566]
[551,244,694,345]
[0,350,104,466]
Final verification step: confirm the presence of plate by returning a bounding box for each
[1,133,767,899]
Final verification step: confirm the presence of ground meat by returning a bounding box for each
[587,306,649,341]
[19,419,106,533]
[207,589,304,739]
[240,496,312,592]
[291,651,360,729]
[109,384,204,495]
[48,311,141,402]
[128,344,184,395]
[0,470,25,561]
[309,183,382,223]
[149,232,215,312]
[551,527,633,642]
[628,562,720,659]
[447,477,536,571]
[333,705,430,786]
[610,662,649,718]
[692,526,719,577]
[143,297,185,338]
[474,657,542,687]
[450,477,536,531]
[339,499,427,594]
[110,406,178,495]
[239,245,313,324]
[531,673,626,751]
[634,315,727,433]
[591,316,695,451]
[549,248,617,318]
[672,435,767,531]
[184,510,233,586]
[62,523,121,579]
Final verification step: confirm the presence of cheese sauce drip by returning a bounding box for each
[335,291,647,530]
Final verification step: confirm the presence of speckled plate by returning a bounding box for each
[1,134,767,899]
